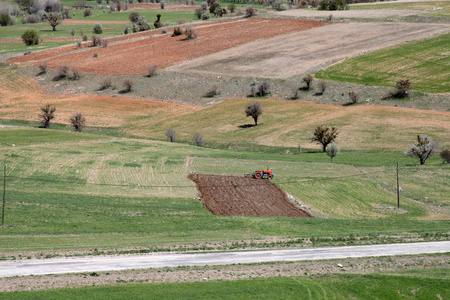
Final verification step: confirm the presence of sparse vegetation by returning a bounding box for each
[406,135,439,165]
[37,62,48,75]
[69,112,86,132]
[98,78,112,90]
[245,102,264,126]
[52,65,69,81]
[172,27,182,36]
[245,6,257,17]
[312,126,339,152]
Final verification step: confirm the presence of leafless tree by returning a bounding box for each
[70,112,86,132]
[192,133,204,147]
[245,102,264,126]
[39,104,56,128]
[165,129,177,142]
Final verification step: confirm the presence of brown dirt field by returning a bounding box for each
[0,254,447,292]
[189,174,313,217]
[0,67,199,127]
[7,18,328,76]
[167,22,450,78]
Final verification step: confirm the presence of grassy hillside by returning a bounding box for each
[317,32,450,93]
[0,128,448,254]
[3,269,449,299]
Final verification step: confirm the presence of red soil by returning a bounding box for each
[7,18,327,76]
[189,174,313,218]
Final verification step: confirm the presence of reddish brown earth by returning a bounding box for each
[189,174,313,218]
[7,18,327,75]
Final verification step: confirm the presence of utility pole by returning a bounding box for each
[396,162,400,209]
[2,164,6,227]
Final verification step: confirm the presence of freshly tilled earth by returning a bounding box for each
[189,174,313,217]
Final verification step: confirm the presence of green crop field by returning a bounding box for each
[316,32,450,93]
[3,268,449,299]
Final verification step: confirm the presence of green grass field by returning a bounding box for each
[316,32,450,93]
[350,1,450,18]
[3,269,449,299]
[0,128,448,254]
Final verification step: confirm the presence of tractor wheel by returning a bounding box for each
[254,172,262,179]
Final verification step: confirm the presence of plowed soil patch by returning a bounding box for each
[189,174,313,218]
[7,18,327,76]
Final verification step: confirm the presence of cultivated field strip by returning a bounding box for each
[168,22,450,78]
[7,18,327,75]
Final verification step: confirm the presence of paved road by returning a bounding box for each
[1,241,448,278]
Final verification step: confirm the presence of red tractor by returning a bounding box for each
[252,170,274,179]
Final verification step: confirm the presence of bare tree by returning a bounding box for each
[326,143,339,162]
[311,125,338,152]
[165,129,177,142]
[70,112,86,132]
[440,150,450,164]
[192,133,204,147]
[39,104,56,128]
[406,135,438,165]
[245,102,264,126]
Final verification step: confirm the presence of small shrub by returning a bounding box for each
[0,14,11,26]
[385,79,412,99]
[302,74,314,90]
[122,79,134,93]
[82,34,88,41]
[176,19,186,25]
[129,11,140,23]
[317,81,327,95]
[183,27,197,40]
[21,30,39,46]
[84,9,92,17]
[92,35,102,46]
[37,62,48,75]
[192,133,204,147]
[53,65,69,81]
[76,40,82,48]
[201,12,210,20]
[23,15,39,24]
[297,143,302,154]
[290,87,299,100]
[245,6,257,17]
[70,28,76,36]
[93,52,98,58]
[71,68,83,80]
[440,150,450,164]
[70,112,86,132]
[172,27,182,36]
[205,85,219,97]
[123,26,129,35]
[160,0,165,9]
[348,91,360,104]
[165,129,177,142]
[200,2,208,10]
[147,64,157,77]
[209,2,219,14]
[101,39,108,47]
[228,3,236,13]
[194,7,203,19]
[93,23,103,34]
[256,81,270,97]
[99,78,112,90]
[154,14,162,28]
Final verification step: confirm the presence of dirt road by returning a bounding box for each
[1,241,448,278]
